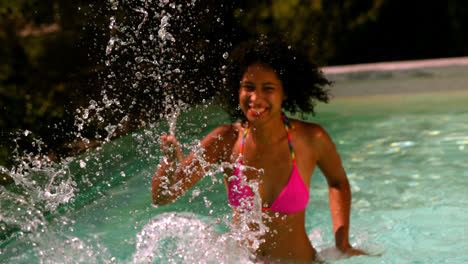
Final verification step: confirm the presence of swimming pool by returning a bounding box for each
[1,64,467,263]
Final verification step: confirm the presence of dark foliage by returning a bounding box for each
[1,0,467,172]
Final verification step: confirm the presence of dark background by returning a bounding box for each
[1,0,467,176]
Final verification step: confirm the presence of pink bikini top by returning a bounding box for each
[228,115,309,214]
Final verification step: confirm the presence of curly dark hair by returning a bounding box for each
[219,38,331,122]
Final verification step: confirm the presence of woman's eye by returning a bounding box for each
[264,86,274,91]
[241,85,254,91]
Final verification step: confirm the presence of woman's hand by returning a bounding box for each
[153,125,234,205]
[319,246,368,261]
[160,135,183,162]
[341,247,367,257]
[335,233,368,257]
[153,135,184,205]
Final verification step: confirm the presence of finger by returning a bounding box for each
[160,135,174,147]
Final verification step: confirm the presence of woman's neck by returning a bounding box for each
[248,115,286,145]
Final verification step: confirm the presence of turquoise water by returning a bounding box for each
[1,91,467,263]
[310,92,468,263]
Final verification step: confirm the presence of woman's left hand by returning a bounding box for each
[342,247,367,257]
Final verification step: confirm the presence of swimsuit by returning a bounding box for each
[228,115,309,214]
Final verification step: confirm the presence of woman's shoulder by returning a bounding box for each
[200,123,242,161]
[212,122,242,135]
[289,118,331,144]
[289,118,327,135]
[204,123,243,144]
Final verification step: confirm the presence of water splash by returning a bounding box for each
[1,132,76,218]
[150,135,270,262]
[163,95,188,137]
[158,14,175,42]
[0,1,248,263]
[132,212,255,264]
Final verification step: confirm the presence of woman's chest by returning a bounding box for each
[228,138,318,205]
[232,137,319,178]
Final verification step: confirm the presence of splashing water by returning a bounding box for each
[0,1,268,263]
[131,213,255,264]
[0,131,111,263]
[163,95,188,137]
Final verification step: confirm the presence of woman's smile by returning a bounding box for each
[248,106,268,116]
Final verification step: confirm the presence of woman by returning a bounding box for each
[152,39,365,263]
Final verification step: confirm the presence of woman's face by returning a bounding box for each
[239,63,286,123]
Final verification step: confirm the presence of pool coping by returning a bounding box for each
[322,56,468,74]
[321,57,468,98]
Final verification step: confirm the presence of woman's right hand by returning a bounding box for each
[153,125,233,205]
[160,135,183,162]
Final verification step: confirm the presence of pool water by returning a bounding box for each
[1,90,467,263]
[310,91,468,263]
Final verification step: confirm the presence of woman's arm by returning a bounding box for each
[152,125,235,205]
[314,126,365,256]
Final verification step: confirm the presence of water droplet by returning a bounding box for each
[83,109,89,119]
[79,160,86,168]
[106,37,116,55]
[135,72,143,79]
[89,100,97,109]
[110,0,118,10]
[109,16,116,30]
[135,57,143,63]
[222,52,228,59]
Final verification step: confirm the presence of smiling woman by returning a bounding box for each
[239,63,286,122]
[151,38,366,263]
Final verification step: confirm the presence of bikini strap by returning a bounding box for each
[240,115,296,165]
[239,124,249,164]
[281,114,296,165]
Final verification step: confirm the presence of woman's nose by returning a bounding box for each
[249,91,257,102]
[249,89,263,102]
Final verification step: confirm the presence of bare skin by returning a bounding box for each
[152,63,365,262]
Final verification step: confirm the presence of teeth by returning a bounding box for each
[251,108,265,113]
[249,107,266,116]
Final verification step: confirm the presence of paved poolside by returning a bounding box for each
[322,57,468,97]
